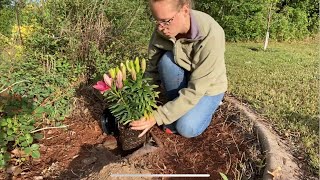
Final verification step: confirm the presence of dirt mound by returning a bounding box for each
[86,161,152,180]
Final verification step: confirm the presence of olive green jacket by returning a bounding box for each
[147,10,227,126]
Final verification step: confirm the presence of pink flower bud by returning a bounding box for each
[103,74,113,87]
[116,71,123,89]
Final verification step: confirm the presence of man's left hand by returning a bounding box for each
[130,115,156,138]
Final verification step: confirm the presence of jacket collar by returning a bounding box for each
[188,10,203,40]
[167,10,203,42]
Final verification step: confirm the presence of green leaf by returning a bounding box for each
[119,113,128,123]
[7,129,13,136]
[31,150,40,159]
[0,120,7,126]
[18,136,26,141]
[150,102,158,109]
[20,141,29,147]
[24,147,32,155]
[150,85,158,89]
[6,119,12,124]
[24,125,35,131]
[7,122,12,128]
[3,153,10,161]
[25,134,33,144]
[6,135,14,141]
[123,120,131,125]
[219,172,228,180]
[34,107,46,114]
[111,105,125,114]
[31,144,40,150]
[0,159,6,167]
[33,133,43,140]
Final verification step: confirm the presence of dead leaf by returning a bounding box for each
[6,165,23,176]
[11,148,25,157]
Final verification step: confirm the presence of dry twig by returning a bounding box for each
[225,147,232,174]
[30,125,69,133]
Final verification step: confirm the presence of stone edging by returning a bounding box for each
[225,96,302,180]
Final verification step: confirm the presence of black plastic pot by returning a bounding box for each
[100,108,119,136]
[101,108,146,151]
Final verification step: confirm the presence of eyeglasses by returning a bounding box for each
[150,9,181,27]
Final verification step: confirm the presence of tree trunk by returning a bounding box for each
[264,3,273,51]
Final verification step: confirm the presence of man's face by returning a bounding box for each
[150,1,185,38]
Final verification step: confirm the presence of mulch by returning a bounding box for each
[132,102,264,180]
[0,87,264,180]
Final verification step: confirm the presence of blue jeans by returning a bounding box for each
[158,51,224,138]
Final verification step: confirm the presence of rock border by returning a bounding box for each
[225,96,302,180]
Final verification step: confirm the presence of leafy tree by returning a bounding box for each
[195,0,318,41]
[0,0,14,36]
[0,0,11,9]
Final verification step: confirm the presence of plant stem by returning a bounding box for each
[0,80,29,94]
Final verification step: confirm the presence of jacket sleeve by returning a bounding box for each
[153,34,226,125]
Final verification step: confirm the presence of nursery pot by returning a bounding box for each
[101,108,146,151]
[101,108,119,136]
[118,124,147,151]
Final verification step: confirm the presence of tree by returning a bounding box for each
[0,0,14,36]
[0,0,12,9]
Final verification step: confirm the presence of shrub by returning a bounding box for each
[93,0,154,74]
[0,7,14,37]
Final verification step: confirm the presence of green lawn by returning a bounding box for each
[225,40,319,174]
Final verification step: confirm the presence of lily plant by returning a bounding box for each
[93,58,159,125]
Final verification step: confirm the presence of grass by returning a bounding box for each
[225,39,319,174]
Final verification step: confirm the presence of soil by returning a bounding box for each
[128,103,264,180]
[0,87,264,180]
[118,124,146,151]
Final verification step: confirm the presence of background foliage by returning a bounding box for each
[196,0,319,41]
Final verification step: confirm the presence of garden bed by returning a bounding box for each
[1,88,265,180]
